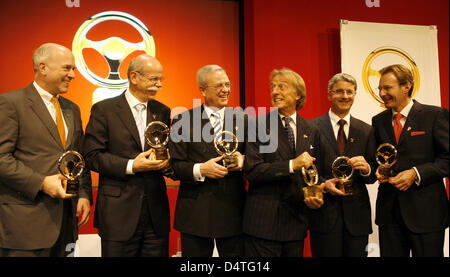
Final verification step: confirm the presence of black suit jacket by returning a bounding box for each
[169,105,247,238]
[372,100,449,233]
[243,110,321,241]
[0,84,92,250]
[83,92,171,241]
[309,113,376,236]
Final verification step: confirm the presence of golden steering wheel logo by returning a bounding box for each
[362,46,420,106]
[72,11,155,103]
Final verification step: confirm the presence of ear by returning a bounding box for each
[38,62,46,75]
[199,87,206,97]
[327,92,332,101]
[129,71,139,85]
[402,82,412,95]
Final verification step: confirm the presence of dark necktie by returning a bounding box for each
[337,119,346,155]
[283,116,296,157]
[393,113,403,144]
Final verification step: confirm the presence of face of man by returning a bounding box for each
[270,74,299,116]
[131,59,163,102]
[41,47,76,95]
[378,72,411,112]
[201,70,230,109]
[328,80,356,117]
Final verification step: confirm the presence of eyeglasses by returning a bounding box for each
[330,89,356,96]
[205,82,231,90]
[135,71,164,83]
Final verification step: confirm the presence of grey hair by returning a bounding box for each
[32,43,61,72]
[197,65,224,88]
[327,73,357,92]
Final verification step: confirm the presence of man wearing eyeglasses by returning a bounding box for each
[309,73,377,257]
[83,54,172,256]
[169,65,247,257]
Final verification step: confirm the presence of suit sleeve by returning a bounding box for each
[82,103,129,180]
[415,108,449,184]
[0,95,44,200]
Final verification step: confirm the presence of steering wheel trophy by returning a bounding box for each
[332,156,355,195]
[144,121,170,160]
[301,163,322,200]
[72,11,156,104]
[376,143,398,178]
[57,151,85,195]
[214,130,239,169]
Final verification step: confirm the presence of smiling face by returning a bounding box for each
[37,45,76,95]
[328,80,356,117]
[378,72,411,112]
[200,69,230,109]
[128,55,164,102]
[270,74,300,116]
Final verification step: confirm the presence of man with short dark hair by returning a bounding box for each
[373,64,449,257]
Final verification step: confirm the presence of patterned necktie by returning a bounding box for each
[393,113,403,144]
[337,119,347,155]
[283,116,296,157]
[211,112,222,138]
[51,96,65,149]
[135,103,146,151]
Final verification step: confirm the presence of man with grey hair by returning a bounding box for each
[83,54,171,256]
[309,72,376,257]
[0,43,92,257]
[169,64,247,257]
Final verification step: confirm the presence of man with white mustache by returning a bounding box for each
[309,73,377,257]
[83,54,172,256]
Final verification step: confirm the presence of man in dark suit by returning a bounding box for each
[0,43,92,257]
[169,65,247,257]
[244,68,323,257]
[373,64,449,257]
[83,54,171,257]
[309,73,376,257]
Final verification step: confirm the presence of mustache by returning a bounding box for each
[147,86,161,91]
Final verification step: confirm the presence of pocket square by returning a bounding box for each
[411,131,426,136]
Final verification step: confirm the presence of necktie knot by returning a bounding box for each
[338,119,346,127]
[135,103,146,112]
[394,113,402,121]
[283,116,292,126]
[51,96,58,104]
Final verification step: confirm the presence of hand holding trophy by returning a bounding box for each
[144,120,176,178]
[214,130,239,169]
[332,156,354,195]
[57,150,85,195]
[376,143,397,180]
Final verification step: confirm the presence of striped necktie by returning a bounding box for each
[135,103,146,150]
[51,96,65,148]
[283,116,296,157]
[211,112,222,138]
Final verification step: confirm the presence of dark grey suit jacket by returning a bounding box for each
[310,113,376,236]
[83,92,171,241]
[0,84,92,250]
[372,100,449,233]
[243,110,321,241]
[169,105,248,238]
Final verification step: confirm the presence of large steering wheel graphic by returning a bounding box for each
[72,11,155,89]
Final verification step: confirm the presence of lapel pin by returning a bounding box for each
[303,134,308,139]
[407,126,411,131]
[350,138,354,143]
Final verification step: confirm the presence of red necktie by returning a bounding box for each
[337,119,346,155]
[393,113,403,144]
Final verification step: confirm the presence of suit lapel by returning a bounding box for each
[381,109,397,146]
[397,100,420,146]
[320,114,341,156]
[295,114,309,156]
[26,85,64,149]
[115,93,142,150]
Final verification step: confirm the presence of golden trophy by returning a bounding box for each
[332,156,354,195]
[145,121,170,160]
[376,143,397,178]
[301,164,322,199]
[214,130,239,168]
[57,151,85,195]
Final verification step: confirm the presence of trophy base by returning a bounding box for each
[155,148,168,160]
[223,154,238,169]
[379,166,395,178]
[66,180,79,195]
[339,180,353,196]
[302,185,323,200]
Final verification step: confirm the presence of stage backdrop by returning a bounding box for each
[0,0,240,257]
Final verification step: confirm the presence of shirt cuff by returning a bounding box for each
[126,159,135,175]
[193,163,205,182]
[289,160,294,174]
[360,166,371,177]
[412,167,421,186]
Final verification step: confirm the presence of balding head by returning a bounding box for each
[127,54,162,79]
[33,43,72,73]
[127,54,164,102]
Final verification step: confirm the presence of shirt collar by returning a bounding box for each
[204,104,225,119]
[393,99,414,118]
[125,89,147,110]
[33,81,56,103]
[278,111,297,125]
[328,109,351,127]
